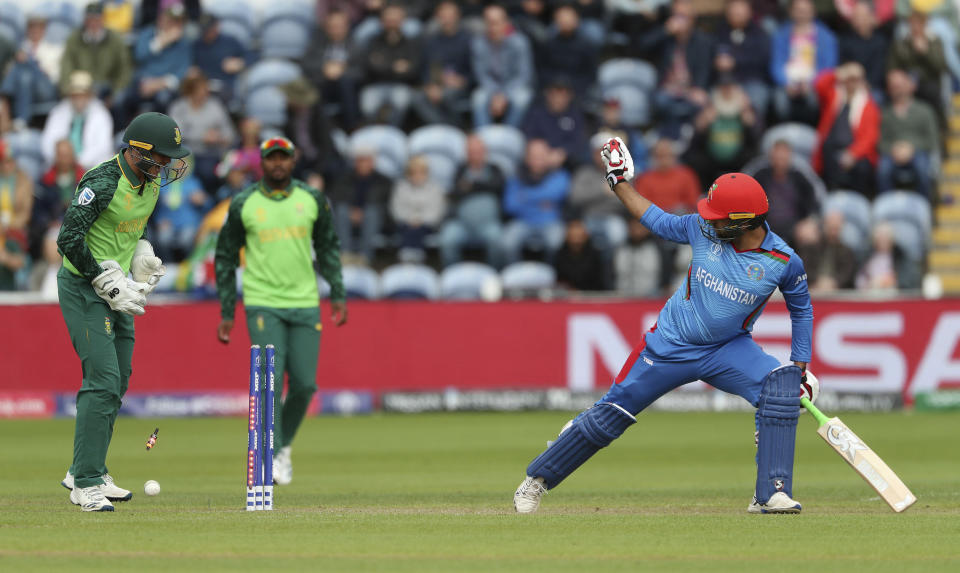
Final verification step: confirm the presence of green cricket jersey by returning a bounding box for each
[214,179,344,320]
[58,154,160,281]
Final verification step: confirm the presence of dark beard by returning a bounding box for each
[264,174,291,190]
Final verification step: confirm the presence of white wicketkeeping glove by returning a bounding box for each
[130,239,166,294]
[92,260,147,316]
[600,136,635,190]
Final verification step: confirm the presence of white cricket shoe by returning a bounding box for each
[69,485,115,512]
[62,471,132,502]
[747,491,802,514]
[273,446,292,485]
[514,476,547,513]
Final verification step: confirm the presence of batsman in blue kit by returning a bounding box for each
[514,137,814,514]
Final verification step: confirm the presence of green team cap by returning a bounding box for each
[122,112,191,159]
[260,136,296,158]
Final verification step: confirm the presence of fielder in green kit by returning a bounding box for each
[215,136,347,485]
[56,112,190,511]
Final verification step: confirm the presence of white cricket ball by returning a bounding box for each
[144,480,161,496]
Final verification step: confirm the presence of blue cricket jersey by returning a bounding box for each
[640,204,813,363]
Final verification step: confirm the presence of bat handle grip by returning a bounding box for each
[800,397,830,426]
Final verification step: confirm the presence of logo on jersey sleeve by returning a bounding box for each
[78,187,95,205]
[746,263,765,281]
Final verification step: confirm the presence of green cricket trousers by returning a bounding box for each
[57,267,134,488]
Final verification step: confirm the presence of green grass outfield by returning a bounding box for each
[1,411,958,572]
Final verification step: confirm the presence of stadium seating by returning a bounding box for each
[439,262,500,300]
[500,261,556,292]
[598,58,657,93]
[408,125,467,190]
[244,85,287,128]
[761,123,819,164]
[0,2,24,45]
[260,19,311,60]
[35,1,80,45]
[6,129,44,182]
[872,191,932,261]
[602,85,650,127]
[206,0,256,48]
[343,265,381,300]
[381,263,440,299]
[350,16,423,49]
[823,190,872,258]
[475,125,525,179]
[241,59,301,97]
[349,125,409,179]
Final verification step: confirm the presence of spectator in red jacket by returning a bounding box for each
[812,63,879,197]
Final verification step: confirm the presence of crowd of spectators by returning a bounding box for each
[0,0,953,297]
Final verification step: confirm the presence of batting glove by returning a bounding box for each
[130,239,166,294]
[92,260,147,316]
[601,136,635,190]
[799,370,820,404]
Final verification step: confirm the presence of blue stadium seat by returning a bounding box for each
[260,19,311,60]
[0,3,25,45]
[350,16,423,49]
[883,220,926,262]
[6,129,44,181]
[602,85,650,127]
[872,191,932,236]
[500,261,556,291]
[408,125,467,165]
[408,125,466,189]
[598,58,657,93]
[349,125,408,179]
[761,123,819,164]
[343,265,381,300]
[244,86,287,128]
[823,190,872,257]
[475,125,525,179]
[241,59,301,97]
[440,262,500,300]
[872,191,932,260]
[206,0,256,48]
[36,1,81,44]
[261,2,316,26]
[381,263,440,300]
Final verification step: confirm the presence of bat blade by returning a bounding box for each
[817,417,917,512]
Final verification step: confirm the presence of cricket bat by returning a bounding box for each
[801,397,917,512]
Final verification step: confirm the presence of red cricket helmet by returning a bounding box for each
[697,173,769,221]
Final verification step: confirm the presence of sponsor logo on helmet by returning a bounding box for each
[746,263,765,281]
[129,139,153,150]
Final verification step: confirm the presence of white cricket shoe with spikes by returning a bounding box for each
[70,485,115,512]
[273,446,292,485]
[514,476,547,513]
[747,491,802,514]
[62,471,132,502]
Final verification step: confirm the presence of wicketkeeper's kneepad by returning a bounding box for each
[526,403,636,489]
[755,365,802,503]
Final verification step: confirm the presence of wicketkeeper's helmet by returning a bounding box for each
[122,112,191,186]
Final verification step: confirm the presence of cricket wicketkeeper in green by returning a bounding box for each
[214,136,347,485]
[57,112,190,511]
